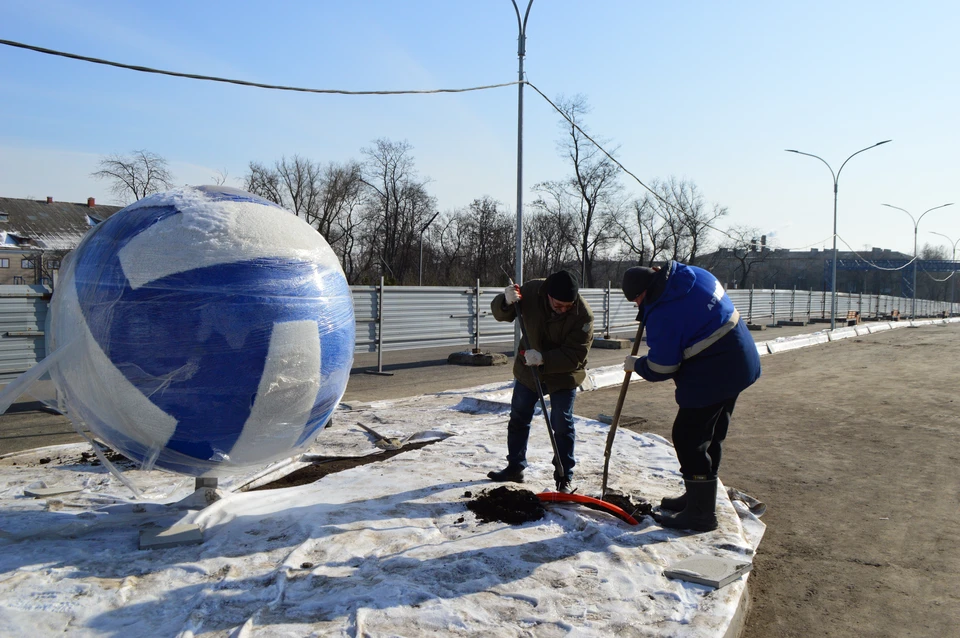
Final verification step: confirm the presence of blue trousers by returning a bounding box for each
[505,381,576,481]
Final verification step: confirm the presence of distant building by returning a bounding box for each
[0,196,122,285]
[699,244,913,294]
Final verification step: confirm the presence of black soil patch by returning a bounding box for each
[466,486,545,524]
[248,440,437,491]
[77,449,134,467]
[601,490,653,520]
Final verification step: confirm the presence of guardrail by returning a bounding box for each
[0,284,956,381]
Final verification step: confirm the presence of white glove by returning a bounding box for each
[523,349,543,366]
[504,284,521,305]
[623,355,641,373]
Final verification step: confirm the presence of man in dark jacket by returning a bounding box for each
[488,270,593,493]
[622,261,761,532]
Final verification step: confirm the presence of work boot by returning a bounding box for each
[556,478,576,494]
[657,477,718,532]
[487,465,524,483]
[660,492,687,511]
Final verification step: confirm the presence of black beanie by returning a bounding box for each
[622,266,657,301]
[546,270,579,302]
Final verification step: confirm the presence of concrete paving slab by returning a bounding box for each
[664,554,753,589]
[139,524,203,550]
[23,485,82,497]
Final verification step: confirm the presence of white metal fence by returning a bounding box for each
[0,283,956,381]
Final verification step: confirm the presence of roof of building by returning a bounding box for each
[0,197,123,252]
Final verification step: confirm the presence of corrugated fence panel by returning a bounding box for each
[2,285,957,368]
[0,285,50,381]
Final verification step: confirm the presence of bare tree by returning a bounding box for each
[243,156,365,279]
[211,169,230,186]
[522,211,575,280]
[91,150,174,204]
[458,197,515,284]
[711,225,774,288]
[531,95,622,286]
[430,214,469,285]
[616,177,726,266]
[359,139,435,284]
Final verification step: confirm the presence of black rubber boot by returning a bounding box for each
[487,466,524,483]
[657,478,718,532]
[660,492,687,511]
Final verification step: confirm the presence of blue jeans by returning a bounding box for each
[505,381,576,481]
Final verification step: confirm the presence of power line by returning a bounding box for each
[0,38,519,95]
[5,37,886,260]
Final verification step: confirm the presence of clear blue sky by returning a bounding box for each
[2,1,958,258]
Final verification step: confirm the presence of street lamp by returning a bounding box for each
[511,0,533,352]
[880,202,955,319]
[418,211,440,286]
[512,0,532,289]
[930,231,960,317]
[785,140,891,329]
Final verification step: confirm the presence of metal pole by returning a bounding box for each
[830,182,839,329]
[771,286,777,326]
[475,278,481,352]
[364,276,394,377]
[913,223,918,320]
[512,0,533,351]
[748,285,754,323]
[604,281,611,338]
[785,141,891,330]
[790,286,796,321]
[418,211,439,286]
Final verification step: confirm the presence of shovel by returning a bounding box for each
[356,421,406,451]
[600,317,646,500]
[508,279,567,490]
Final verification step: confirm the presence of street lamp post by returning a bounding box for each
[512,0,532,288]
[511,0,533,352]
[418,211,440,286]
[930,231,960,317]
[785,140,891,330]
[880,203,955,319]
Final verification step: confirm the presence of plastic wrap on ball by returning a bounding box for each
[48,185,355,476]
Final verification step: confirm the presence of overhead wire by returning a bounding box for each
[1,37,930,266]
[0,38,520,95]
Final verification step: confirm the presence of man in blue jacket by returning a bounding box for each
[622,262,761,532]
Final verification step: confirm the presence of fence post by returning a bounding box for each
[790,286,796,321]
[365,276,394,376]
[821,286,827,319]
[858,292,863,319]
[807,288,813,321]
[771,286,777,326]
[474,278,481,352]
[748,286,754,324]
[604,281,612,338]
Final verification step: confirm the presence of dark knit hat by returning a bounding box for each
[622,266,657,301]
[545,270,579,302]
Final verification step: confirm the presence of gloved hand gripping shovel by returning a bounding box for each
[600,317,647,501]
[509,279,567,491]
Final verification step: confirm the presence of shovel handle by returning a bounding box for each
[601,318,646,499]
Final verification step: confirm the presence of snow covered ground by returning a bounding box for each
[0,375,764,637]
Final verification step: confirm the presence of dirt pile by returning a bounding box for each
[465,486,545,524]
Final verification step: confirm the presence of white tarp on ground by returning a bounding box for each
[0,383,763,637]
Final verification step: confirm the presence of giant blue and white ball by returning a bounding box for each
[49,186,354,476]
